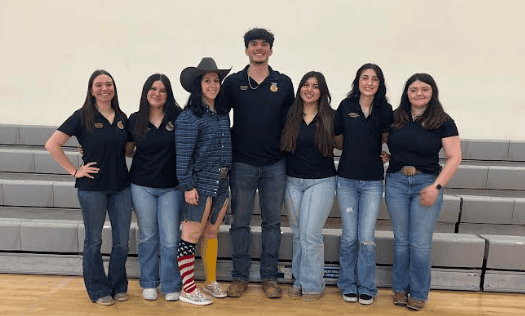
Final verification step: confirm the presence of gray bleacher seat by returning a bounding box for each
[52,181,80,208]
[34,150,80,174]
[461,196,514,224]
[487,166,525,190]
[19,125,58,146]
[464,139,510,161]
[458,223,525,236]
[3,179,54,207]
[512,198,525,225]
[482,234,525,293]
[508,140,525,162]
[0,124,19,144]
[0,148,34,172]
[446,165,488,189]
[0,218,27,250]
[20,219,80,253]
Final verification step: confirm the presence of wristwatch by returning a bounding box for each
[435,183,443,190]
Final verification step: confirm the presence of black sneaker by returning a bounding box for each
[343,293,358,303]
[359,294,374,305]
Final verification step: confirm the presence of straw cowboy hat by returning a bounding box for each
[180,57,231,92]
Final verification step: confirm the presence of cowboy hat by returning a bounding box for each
[180,57,231,92]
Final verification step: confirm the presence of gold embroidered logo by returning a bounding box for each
[349,112,360,118]
[270,82,278,92]
[166,121,174,131]
[117,121,124,129]
[239,85,248,90]
[94,123,103,128]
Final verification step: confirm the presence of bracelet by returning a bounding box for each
[435,183,442,190]
[73,169,78,177]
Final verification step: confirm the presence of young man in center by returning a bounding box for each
[222,28,295,299]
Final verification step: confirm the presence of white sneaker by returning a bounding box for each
[179,288,213,306]
[203,281,227,298]
[143,288,158,300]
[165,292,180,301]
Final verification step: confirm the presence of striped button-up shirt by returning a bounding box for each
[175,108,232,197]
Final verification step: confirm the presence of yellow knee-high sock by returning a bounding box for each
[200,237,218,285]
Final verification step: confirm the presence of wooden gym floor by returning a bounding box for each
[1,274,524,316]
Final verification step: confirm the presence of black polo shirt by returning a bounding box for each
[337,98,393,181]
[387,118,459,175]
[58,109,130,191]
[222,65,295,167]
[127,111,180,188]
[285,111,343,179]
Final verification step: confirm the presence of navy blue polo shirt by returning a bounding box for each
[285,111,343,179]
[222,65,295,167]
[387,117,459,175]
[127,111,180,188]
[58,109,130,191]
[337,98,393,181]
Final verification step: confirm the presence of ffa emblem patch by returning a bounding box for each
[166,121,174,131]
[270,83,278,92]
[117,121,124,129]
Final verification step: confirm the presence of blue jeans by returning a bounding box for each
[130,184,183,294]
[77,188,132,302]
[229,159,286,280]
[285,176,335,294]
[385,172,443,301]
[336,177,383,297]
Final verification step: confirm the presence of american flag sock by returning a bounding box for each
[177,239,197,293]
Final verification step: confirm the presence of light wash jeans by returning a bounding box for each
[130,184,183,294]
[285,176,335,294]
[77,188,132,302]
[385,172,443,301]
[336,177,383,297]
[229,159,286,281]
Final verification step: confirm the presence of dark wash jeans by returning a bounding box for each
[77,188,132,302]
[229,159,286,281]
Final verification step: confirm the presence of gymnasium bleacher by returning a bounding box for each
[1,124,525,293]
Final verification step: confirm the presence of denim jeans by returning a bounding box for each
[336,177,383,297]
[285,176,335,294]
[229,159,286,280]
[385,172,443,301]
[77,188,132,302]
[130,184,183,294]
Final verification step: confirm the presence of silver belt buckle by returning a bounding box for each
[219,167,228,179]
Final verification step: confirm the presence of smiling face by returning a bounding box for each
[201,72,220,104]
[147,80,167,109]
[407,80,433,109]
[358,68,379,98]
[300,76,321,106]
[91,74,115,104]
[245,39,273,65]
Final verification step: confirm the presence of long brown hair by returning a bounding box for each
[80,70,126,132]
[392,73,450,130]
[280,71,335,157]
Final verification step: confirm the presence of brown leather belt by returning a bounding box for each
[400,166,420,177]
[219,167,229,179]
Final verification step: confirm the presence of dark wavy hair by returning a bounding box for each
[244,28,275,48]
[81,70,125,133]
[281,71,335,157]
[184,72,228,117]
[133,74,182,141]
[392,73,450,130]
[347,63,389,109]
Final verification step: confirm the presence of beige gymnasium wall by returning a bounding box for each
[1,0,524,140]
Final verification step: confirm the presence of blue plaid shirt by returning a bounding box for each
[175,108,232,197]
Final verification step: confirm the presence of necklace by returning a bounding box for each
[247,73,259,90]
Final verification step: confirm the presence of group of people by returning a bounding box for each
[45,28,461,311]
